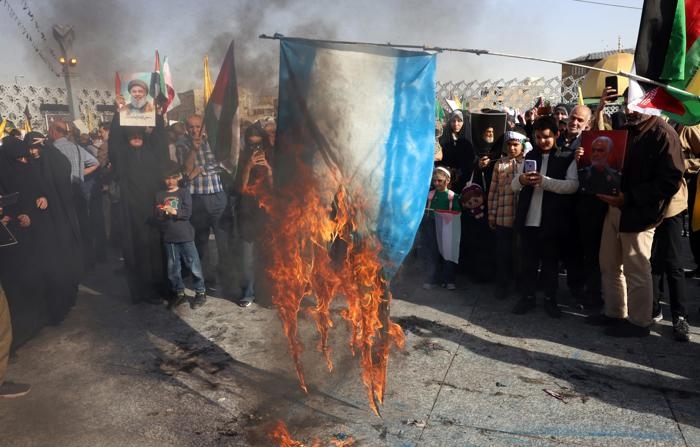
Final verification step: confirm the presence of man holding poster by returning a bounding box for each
[592,96,684,338]
[578,135,621,195]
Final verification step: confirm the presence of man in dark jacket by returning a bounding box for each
[591,102,684,337]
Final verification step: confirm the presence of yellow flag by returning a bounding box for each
[203,55,214,105]
[577,85,585,106]
[0,119,6,136]
[22,106,32,133]
[452,95,462,110]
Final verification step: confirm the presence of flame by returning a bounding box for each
[262,158,405,415]
[268,421,355,447]
[268,421,322,447]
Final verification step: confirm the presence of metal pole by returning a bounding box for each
[259,34,695,98]
[53,25,80,121]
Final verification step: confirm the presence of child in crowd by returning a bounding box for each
[511,116,579,317]
[155,161,206,309]
[459,183,495,282]
[422,166,461,291]
[488,130,526,299]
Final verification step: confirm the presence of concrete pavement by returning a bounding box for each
[1,254,699,446]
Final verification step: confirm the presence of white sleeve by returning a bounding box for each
[541,159,579,194]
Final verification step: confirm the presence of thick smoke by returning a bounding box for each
[21,0,339,95]
[28,0,144,88]
[204,12,340,95]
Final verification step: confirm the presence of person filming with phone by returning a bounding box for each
[510,116,579,318]
[234,123,274,308]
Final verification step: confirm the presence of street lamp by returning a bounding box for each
[53,24,80,121]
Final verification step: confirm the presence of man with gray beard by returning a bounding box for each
[589,92,684,337]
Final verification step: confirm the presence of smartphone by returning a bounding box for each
[524,160,537,173]
[605,76,618,94]
[536,105,552,116]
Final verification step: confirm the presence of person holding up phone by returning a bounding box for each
[234,123,274,308]
[510,116,579,318]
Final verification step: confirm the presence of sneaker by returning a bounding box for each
[422,283,437,290]
[543,298,562,319]
[673,317,690,342]
[237,296,255,307]
[605,320,650,338]
[191,292,207,310]
[0,381,31,398]
[586,314,625,326]
[652,308,663,323]
[445,283,456,290]
[168,292,187,310]
[512,297,536,315]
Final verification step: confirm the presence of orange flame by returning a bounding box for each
[268,421,322,447]
[262,158,405,415]
[268,421,356,447]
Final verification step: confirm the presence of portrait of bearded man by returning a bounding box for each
[119,79,155,114]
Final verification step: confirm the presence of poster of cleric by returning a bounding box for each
[118,72,156,127]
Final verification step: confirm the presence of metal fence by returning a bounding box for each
[436,75,585,113]
[0,84,113,132]
[1,75,599,132]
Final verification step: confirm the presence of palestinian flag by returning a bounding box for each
[433,210,461,264]
[628,0,700,124]
[203,40,240,170]
[150,50,166,105]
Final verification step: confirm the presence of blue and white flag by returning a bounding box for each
[275,38,436,277]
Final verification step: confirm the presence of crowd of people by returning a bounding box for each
[0,96,275,397]
[0,85,698,398]
[422,87,696,342]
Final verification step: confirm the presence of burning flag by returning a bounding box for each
[270,37,435,414]
[203,40,240,167]
[627,0,700,124]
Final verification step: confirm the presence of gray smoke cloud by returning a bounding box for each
[21,0,339,95]
[8,0,495,95]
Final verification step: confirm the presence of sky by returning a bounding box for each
[0,0,643,94]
